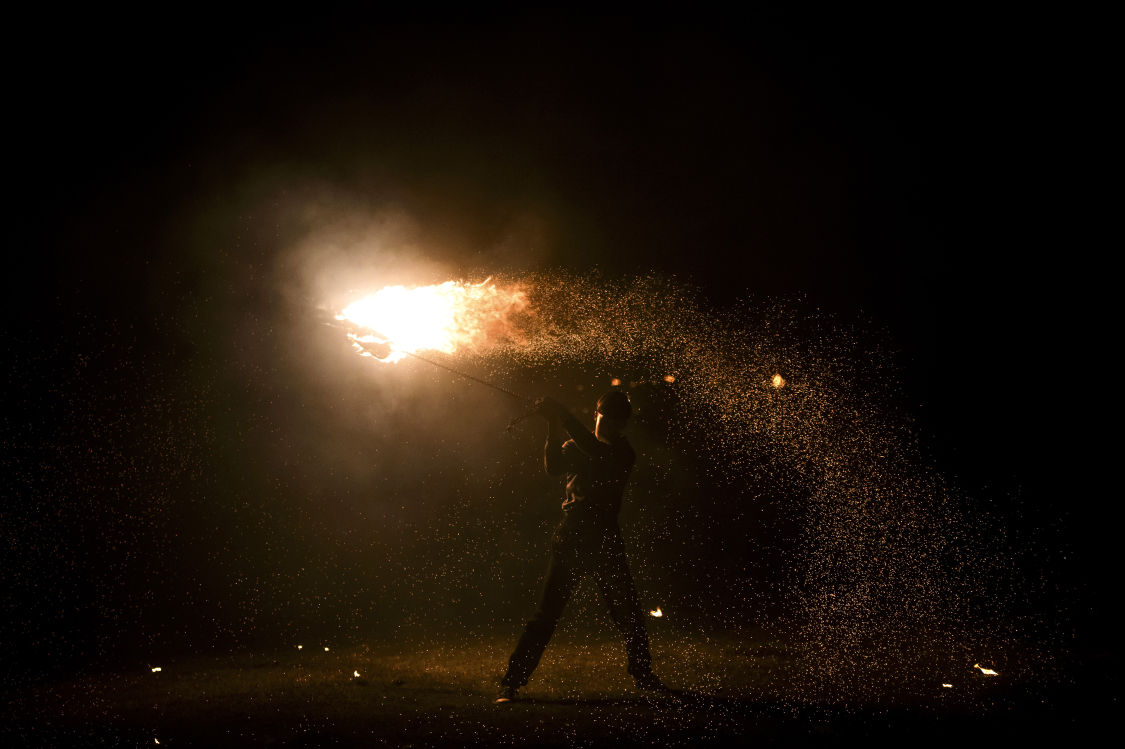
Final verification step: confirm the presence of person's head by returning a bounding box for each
[594,390,631,439]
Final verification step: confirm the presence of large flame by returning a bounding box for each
[337,279,528,363]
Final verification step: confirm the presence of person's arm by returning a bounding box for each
[544,413,568,476]
[557,409,606,456]
[537,397,606,458]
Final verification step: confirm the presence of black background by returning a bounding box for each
[4,7,1104,676]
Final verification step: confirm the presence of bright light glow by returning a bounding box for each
[942,683,953,688]
[151,667,162,673]
[354,670,361,678]
[297,645,303,650]
[610,377,622,386]
[771,373,786,388]
[663,375,675,383]
[337,279,527,364]
[649,607,663,617]
[973,663,999,676]
[324,647,330,652]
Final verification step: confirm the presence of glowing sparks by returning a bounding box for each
[297,645,303,650]
[610,377,622,386]
[663,374,675,383]
[150,667,162,673]
[354,670,361,678]
[771,373,786,388]
[942,683,953,688]
[649,607,663,617]
[973,663,999,676]
[324,646,330,652]
[337,279,527,364]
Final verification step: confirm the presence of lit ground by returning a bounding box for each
[2,627,1110,747]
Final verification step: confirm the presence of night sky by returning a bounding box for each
[4,8,1099,682]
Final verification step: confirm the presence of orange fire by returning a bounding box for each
[771,373,786,388]
[337,279,528,364]
[649,607,663,617]
[973,663,999,676]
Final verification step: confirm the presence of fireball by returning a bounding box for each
[337,279,527,363]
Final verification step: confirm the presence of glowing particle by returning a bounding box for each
[155,740,160,745]
[354,670,361,678]
[942,683,953,688]
[649,607,663,617]
[324,646,330,652]
[771,373,785,388]
[663,375,675,383]
[297,645,303,650]
[973,663,999,676]
[151,667,162,673]
[610,378,622,386]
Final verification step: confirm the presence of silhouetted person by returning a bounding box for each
[497,391,669,701]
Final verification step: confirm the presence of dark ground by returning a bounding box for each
[3,624,1116,747]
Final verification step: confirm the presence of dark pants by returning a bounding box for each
[502,521,652,687]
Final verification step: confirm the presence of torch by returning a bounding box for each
[319,279,538,427]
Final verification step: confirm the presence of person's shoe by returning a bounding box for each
[633,670,673,694]
[495,684,518,703]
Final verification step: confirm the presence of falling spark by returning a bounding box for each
[297,645,303,650]
[663,374,676,383]
[151,667,162,673]
[324,646,330,652]
[771,373,786,388]
[610,377,622,386]
[649,607,663,617]
[942,683,953,688]
[337,279,527,364]
[155,740,160,745]
[354,670,361,678]
[973,663,999,676]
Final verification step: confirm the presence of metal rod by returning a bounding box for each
[400,350,532,405]
[338,320,538,427]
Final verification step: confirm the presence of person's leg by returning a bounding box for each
[593,529,653,677]
[501,527,582,689]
